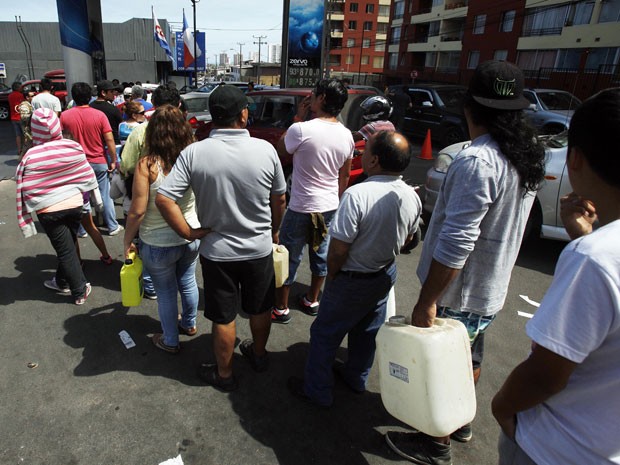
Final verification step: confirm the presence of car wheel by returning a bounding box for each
[0,105,9,121]
[540,123,565,135]
[441,126,464,148]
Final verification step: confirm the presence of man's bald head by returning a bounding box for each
[368,131,413,173]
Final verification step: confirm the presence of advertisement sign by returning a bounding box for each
[285,0,324,88]
[0,63,6,79]
[174,31,206,72]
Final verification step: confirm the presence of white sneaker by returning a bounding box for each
[75,283,92,305]
[109,225,124,236]
[44,278,71,295]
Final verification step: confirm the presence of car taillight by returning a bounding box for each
[188,117,199,129]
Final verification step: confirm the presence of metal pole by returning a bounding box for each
[191,0,200,85]
[358,27,365,83]
[237,42,244,79]
[253,35,267,84]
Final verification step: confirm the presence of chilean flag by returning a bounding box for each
[153,8,174,63]
[183,10,202,68]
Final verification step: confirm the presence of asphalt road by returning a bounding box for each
[0,120,566,464]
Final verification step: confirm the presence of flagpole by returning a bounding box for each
[191,0,200,85]
[152,6,157,82]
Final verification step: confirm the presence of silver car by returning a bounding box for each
[523,89,581,135]
[423,132,572,241]
[181,91,212,133]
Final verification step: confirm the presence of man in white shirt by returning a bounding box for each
[31,78,62,116]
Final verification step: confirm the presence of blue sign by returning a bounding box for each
[175,32,206,72]
[0,63,6,78]
[286,0,324,88]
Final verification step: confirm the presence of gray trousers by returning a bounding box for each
[498,431,537,465]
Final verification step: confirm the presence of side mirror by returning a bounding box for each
[422,101,433,108]
[528,103,537,111]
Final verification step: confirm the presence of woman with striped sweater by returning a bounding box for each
[16,108,102,305]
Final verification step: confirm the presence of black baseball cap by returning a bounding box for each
[209,85,248,121]
[468,60,530,110]
[97,80,122,92]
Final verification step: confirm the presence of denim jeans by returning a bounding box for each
[141,240,200,347]
[279,209,335,285]
[303,262,397,406]
[90,163,119,232]
[137,239,155,295]
[37,206,88,298]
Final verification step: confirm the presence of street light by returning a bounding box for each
[190,0,200,85]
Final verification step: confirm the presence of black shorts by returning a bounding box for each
[200,254,275,325]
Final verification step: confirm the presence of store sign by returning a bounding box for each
[285,0,324,88]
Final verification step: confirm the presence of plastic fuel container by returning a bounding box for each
[273,244,289,288]
[375,316,476,437]
[120,250,143,307]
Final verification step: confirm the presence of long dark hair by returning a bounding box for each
[144,105,194,172]
[464,93,545,192]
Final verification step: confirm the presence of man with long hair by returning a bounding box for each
[385,61,545,465]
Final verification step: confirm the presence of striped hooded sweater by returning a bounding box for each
[16,108,102,238]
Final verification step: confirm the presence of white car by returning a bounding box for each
[423,132,572,241]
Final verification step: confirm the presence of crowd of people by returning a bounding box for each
[12,61,619,465]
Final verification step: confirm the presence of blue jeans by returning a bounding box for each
[90,163,119,232]
[141,241,200,347]
[303,262,397,406]
[137,239,154,295]
[37,206,88,298]
[279,209,335,285]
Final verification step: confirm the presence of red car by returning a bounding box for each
[195,87,379,190]
[0,69,68,120]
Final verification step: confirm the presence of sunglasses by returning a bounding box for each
[137,110,146,115]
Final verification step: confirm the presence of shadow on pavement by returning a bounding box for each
[517,236,566,275]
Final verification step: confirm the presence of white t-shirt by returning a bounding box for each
[285,118,354,213]
[516,219,620,465]
[32,92,62,113]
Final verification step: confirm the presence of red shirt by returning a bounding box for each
[60,106,112,165]
[8,91,25,122]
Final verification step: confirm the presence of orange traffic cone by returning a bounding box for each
[417,129,433,160]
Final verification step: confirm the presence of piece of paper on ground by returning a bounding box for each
[159,455,184,465]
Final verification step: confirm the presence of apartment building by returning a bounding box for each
[383,0,620,98]
[327,0,393,81]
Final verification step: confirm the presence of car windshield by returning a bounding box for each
[184,96,209,112]
[250,95,298,128]
[198,83,219,93]
[435,88,467,109]
[537,92,581,111]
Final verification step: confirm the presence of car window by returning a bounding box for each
[536,92,581,111]
[410,90,433,106]
[250,95,298,128]
[339,94,371,130]
[435,87,466,109]
[22,83,41,93]
[523,91,537,105]
[183,96,210,112]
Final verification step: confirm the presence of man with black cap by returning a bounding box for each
[385,61,545,465]
[90,80,124,144]
[156,85,287,392]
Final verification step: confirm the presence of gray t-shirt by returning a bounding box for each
[158,129,286,261]
[330,175,421,273]
[32,92,62,113]
[417,133,534,316]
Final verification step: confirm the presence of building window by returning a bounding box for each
[585,47,620,71]
[394,0,405,19]
[350,3,359,13]
[346,54,354,65]
[523,5,568,36]
[364,21,373,31]
[425,52,437,68]
[389,53,398,70]
[363,38,371,48]
[347,38,356,48]
[429,21,440,38]
[379,5,390,17]
[494,49,508,61]
[501,10,515,32]
[473,15,486,34]
[362,55,370,65]
[366,4,375,14]
[437,51,460,73]
[390,26,401,44]
[556,48,584,68]
[373,56,385,69]
[516,49,557,71]
[349,20,357,30]
[568,1,595,26]
[467,50,480,69]
[432,0,443,7]
[375,41,385,51]
[377,23,389,34]
[599,0,620,23]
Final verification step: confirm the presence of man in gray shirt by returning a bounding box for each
[156,86,286,391]
[385,61,546,465]
[288,130,421,407]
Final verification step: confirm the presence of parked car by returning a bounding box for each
[0,69,68,120]
[388,84,469,147]
[523,88,581,135]
[198,81,249,94]
[180,91,211,133]
[178,85,197,94]
[422,132,572,241]
[195,87,380,191]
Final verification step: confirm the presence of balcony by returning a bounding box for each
[522,27,563,37]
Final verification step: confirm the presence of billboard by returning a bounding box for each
[285,0,324,88]
[174,32,206,72]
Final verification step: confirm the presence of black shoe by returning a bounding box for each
[299,294,319,316]
[197,363,238,392]
[144,289,157,300]
[332,361,365,395]
[271,306,292,324]
[385,431,452,465]
[287,376,330,408]
[450,423,472,443]
[239,339,269,372]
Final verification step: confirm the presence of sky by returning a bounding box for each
[2,0,284,61]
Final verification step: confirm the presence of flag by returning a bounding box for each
[153,7,174,63]
[183,10,202,68]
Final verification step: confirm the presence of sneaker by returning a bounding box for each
[152,333,180,354]
[99,255,113,265]
[239,339,269,372]
[77,231,88,239]
[197,363,238,392]
[299,294,319,316]
[44,277,71,295]
[108,225,124,236]
[450,423,472,443]
[287,376,331,408]
[333,361,365,395]
[75,283,92,305]
[385,431,452,465]
[144,289,158,300]
[271,306,291,324]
